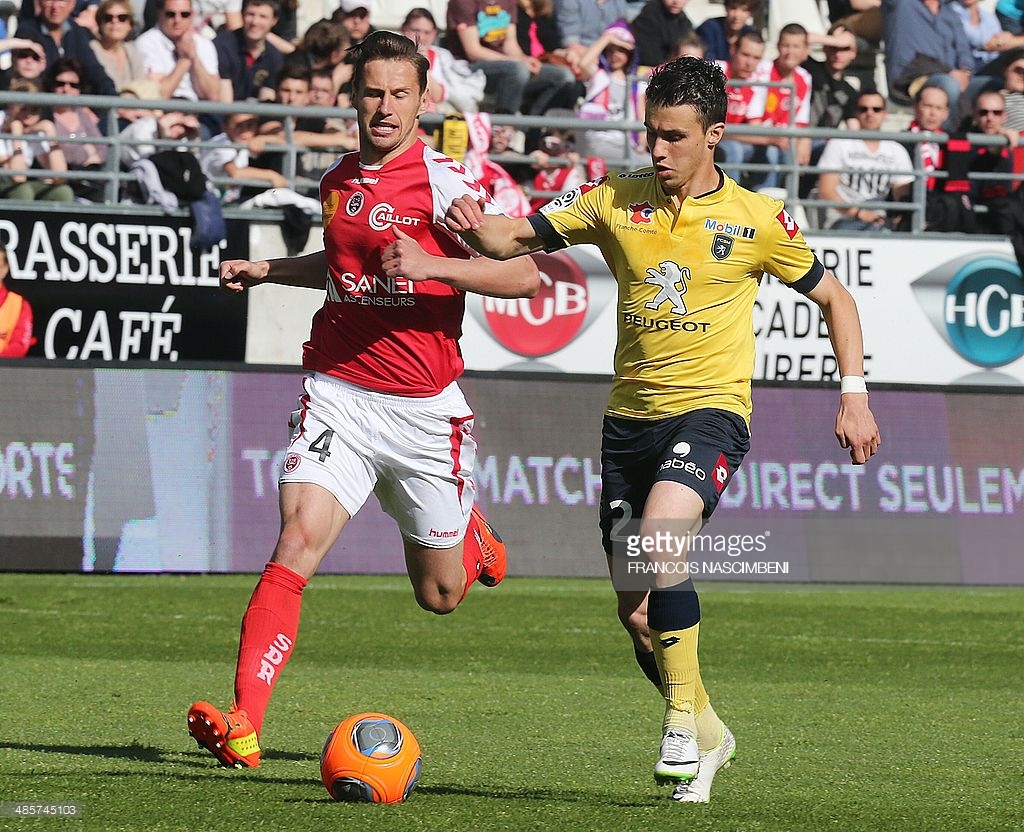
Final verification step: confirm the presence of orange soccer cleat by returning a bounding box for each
[187,701,261,769]
[467,505,507,587]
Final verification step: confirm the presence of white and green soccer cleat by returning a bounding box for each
[671,725,736,803]
[654,727,700,785]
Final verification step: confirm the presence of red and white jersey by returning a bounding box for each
[717,60,758,125]
[746,61,812,128]
[310,140,498,396]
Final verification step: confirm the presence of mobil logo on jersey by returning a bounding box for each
[368,202,423,232]
[468,244,613,358]
[912,252,1024,367]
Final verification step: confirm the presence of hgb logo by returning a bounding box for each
[912,253,1024,367]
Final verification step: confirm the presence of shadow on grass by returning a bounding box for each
[0,741,317,768]
[284,783,656,808]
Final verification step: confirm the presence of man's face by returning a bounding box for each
[243,3,277,44]
[855,94,887,129]
[342,7,372,43]
[915,87,949,131]
[401,20,436,51]
[355,58,427,166]
[775,33,808,72]
[309,76,337,107]
[731,37,763,78]
[645,103,721,196]
[160,0,194,41]
[975,94,1008,134]
[661,0,687,15]
[40,0,74,27]
[277,76,310,106]
[823,40,856,73]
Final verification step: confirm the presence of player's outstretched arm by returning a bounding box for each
[221,250,329,292]
[444,196,547,260]
[381,228,540,298]
[806,270,881,465]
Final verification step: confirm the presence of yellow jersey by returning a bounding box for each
[534,169,822,422]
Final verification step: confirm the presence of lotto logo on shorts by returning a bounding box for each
[775,209,799,240]
[283,453,301,473]
[712,453,730,494]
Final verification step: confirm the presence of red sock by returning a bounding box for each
[459,520,483,602]
[233,562,307,737]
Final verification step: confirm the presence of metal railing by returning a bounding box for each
[1,90,1021,233]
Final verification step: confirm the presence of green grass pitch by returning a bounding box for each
[1,574,1022,831]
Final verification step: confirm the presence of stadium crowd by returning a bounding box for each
[0,0,1023,235]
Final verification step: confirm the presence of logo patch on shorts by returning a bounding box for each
[283,453,302,474]
[712,453,730,494]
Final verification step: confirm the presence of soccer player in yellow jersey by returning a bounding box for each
[424,57,881,803]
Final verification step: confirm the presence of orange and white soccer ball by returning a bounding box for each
[320,713,422,804]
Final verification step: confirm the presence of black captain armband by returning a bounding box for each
[787,256,825,295]
[527,213,567,252]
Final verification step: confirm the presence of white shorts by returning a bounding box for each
[280,373,477,548]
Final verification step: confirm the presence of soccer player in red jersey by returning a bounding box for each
[187,31,539,769]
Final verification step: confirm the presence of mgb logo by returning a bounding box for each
[645,261,691,315]
[369,202,423,231]
[256,633,293,685]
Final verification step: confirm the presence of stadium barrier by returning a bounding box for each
[2,89,1022,232]
[0,364,1021,584]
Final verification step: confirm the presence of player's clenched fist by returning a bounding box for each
[381,227,436,282]
[221,259,270,293]
[444,195,488,233]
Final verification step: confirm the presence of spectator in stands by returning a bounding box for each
[668,30,706,60]
[908,82,950,180]
[996,0,1024,34]
[402,7,486,114]
[576,19,648,165]
[528,117,586,211]
[136,0,228,122]
[715,30,773,185]
[0,246,34,358]
[882,0,974,124]
[746,23,813,188]
[118,101,200,166]
[272,0,297,42]
[696,0,758,63]
[817,90,915,230]
[446,0,578,116]
[215,0,284,102]
[965,90,1023,243]
[998,50,1024,129]
[46,57,109,202]
[0,38,49,92]
[0,79,75,202]
[631,0,693,72]
[17,0,117,96]
[517,0,567,64]
[333,0,374,48]
[286,18,351,98]
[201,110,285,200]
[90,0,146,91]
[825,0,882,46]
[953,0,1003,72]
[556,0,631,76]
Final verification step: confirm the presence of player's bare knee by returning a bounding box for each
[618,604,649,640]
[414,584,460,615]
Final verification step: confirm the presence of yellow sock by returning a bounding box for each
[695,701,724,753]
[651,621,701,734]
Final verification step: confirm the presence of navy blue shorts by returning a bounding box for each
[599,409,750,556]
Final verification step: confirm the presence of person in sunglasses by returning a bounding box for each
[0,38,49,92]
[816,89,914,230]
[135,0,228,137]
[15,0,117,96]
[89,0,146,91]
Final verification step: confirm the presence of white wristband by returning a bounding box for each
[840,375,868,395]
